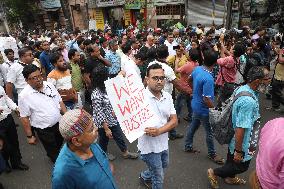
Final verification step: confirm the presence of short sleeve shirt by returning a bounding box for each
[191,66,214,116]
[52,143,117,189]
[229,85,259,162]
[105,51,121,75]
[6,62,28,94]
[137,88,176,154]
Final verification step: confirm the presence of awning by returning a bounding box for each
[40,0,61,10]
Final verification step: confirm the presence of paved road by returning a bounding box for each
[0,95,282,189]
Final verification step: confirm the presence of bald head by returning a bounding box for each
[147,35,154,47]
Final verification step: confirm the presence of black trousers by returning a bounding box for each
[34,123,63,163]
[271,79,284,108]
[98,123,127,153]
[214,149,251,178]
[0,114,22,166]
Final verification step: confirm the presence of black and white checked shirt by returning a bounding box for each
[91,88,118,128]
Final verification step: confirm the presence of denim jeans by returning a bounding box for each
[184,113,216,156]
[175,92,192,120]
[140,150,169,189]
[98,123,127,153]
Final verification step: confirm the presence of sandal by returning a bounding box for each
[224,177,246,185]
[207,168,219,189]
[123,152,138,159]
[208,154,225,165]
[184,148,200,153]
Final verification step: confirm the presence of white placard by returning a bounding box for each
[105,73,158,143]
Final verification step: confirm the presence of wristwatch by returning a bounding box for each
[26,135,34,139]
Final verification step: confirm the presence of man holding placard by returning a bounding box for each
[138,63,178,189]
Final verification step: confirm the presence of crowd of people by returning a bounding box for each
[0,23,283,189]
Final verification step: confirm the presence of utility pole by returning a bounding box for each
[144,0,147,28]
[60,0,73,31]
[225,0,233,29]
[0,1,9,33]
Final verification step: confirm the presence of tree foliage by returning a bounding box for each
[3,0,39,25]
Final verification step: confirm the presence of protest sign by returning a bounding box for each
[105,73,158,143]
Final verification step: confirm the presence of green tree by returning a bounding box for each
[3,0,39,28]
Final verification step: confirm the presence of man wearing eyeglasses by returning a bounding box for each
[18,64,67,163]
[6,47,34,103]
[138,63,178,189]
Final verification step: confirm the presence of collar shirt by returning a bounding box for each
[91,88,118,128]
[18,81,62,129]
[137,88,176,154]
[164,40,178,56]
[148,60,176,94]
[6,62,28,94]
[105,51,121,75]
[0,60,15,84]
[52,143,117,189]
[0,86,17,121]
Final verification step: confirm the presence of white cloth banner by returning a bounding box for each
[105,74,158,143]
[0,37,19,61]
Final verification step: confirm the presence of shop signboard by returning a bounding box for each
[94,9,105,30]
[96,0,125,7]
[124,9,131,26]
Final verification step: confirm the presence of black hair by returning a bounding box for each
[99,37,107,44]
[18,47,32,58]
[22,64,40,79]
[156,45,169,59]
[121,43,132,54]
[77,38,85,46]
[206,30,214,36]
[68,49,78,60]
[246,66,266,83]
[83,39,92,46]
[146,63,163,77]
[4,49,14,56]
[92,68,108,92]
[233,42,246,57]
[257,38,266,51]
[189,49,200,62]
[50,52,63,65]
[203,50,218,67]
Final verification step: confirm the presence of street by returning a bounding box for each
[0,94,282,189]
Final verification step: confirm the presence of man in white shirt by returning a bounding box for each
[148,45,191,140]
[0,86,29,172]
[138,63,178,189]
[19,64,67,163]
[6,47,34,103]
[164,33,178,56]
[1,49,16,84]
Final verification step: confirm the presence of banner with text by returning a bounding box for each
[105,74,157,143]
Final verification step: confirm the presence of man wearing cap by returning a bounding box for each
[52,109,117,189]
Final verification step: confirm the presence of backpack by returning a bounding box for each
[209,90,256,145]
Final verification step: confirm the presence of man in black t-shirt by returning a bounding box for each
[83,45,111,89]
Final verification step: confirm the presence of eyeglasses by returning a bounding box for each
[151,76,166,82]
[28,74,43,81]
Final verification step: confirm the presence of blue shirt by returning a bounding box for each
[105,51,121,75]
[191,66,214,116]
[39,51,54,75]
[52,143,117,189]
[229,85,259,162]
